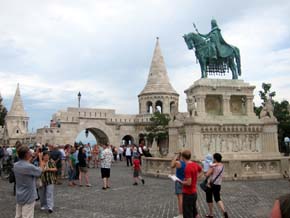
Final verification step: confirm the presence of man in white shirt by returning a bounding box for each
[125,145,132,167]
[100,144,113,190]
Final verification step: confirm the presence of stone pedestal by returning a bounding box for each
[150,139,160,157]
[181,79,279,163]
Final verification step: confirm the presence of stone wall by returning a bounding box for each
[142,156,289,180]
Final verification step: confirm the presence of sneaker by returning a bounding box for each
[102,187,107,190]
[86,184,92,187]
[40,206,46,210]
[173,215,183,218]
[48,208,53,213]
[133,182,138,186]
[141,179,145,185]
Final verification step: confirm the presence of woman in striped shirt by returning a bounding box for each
[39,151,57,213]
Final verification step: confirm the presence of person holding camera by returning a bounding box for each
[39,151,57,213]
[171,152,186,218]
[14,145,43,218]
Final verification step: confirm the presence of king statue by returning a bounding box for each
[183,19,241,80]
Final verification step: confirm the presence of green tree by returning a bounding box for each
[274,100,290,152]
[254,83,276,116]
[255,83,290,152]
[0,95,7,126]
[145,111,171,144]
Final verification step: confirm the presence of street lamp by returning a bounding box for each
[77,92,81,108]
[85,129,89,138]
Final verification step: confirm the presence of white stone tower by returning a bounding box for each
[138,38,179,114]
[5,84,29,144]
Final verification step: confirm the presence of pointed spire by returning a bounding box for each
[8,83,28,117]
[139,37,177,95]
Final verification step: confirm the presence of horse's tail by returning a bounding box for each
[234,47,241,76]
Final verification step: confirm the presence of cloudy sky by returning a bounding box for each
[0,0,289,132]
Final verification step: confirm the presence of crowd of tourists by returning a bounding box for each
[1,141,289,218]
[0,141,150,218]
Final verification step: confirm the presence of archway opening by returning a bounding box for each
[146,101,153,114]
[139,133,145,146]
[122,135,134,145]
[155,100,163,113]
[75,128,109,146]
[170,101,176,113]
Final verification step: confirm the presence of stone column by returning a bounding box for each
[222,95,231,116]
[261,123,279,153]
[246,96,255,116]
[196,95,206,116]
[185,124,202,160]
[163,97,170,114]
[150,138,159,157]
[168,126,179,157]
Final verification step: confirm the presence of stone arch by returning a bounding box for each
[146,101,153,114]
[138,133,145,145]
[12,126,21,135]
[155,100,163,113]
[73,121,115,145]
[122,135,134,145]
[170,101,176,113]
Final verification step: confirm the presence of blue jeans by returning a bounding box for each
[39,184,54,210]
[68,167,76,181]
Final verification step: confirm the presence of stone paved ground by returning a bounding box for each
[0,161,289,218]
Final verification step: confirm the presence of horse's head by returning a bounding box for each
[183,32,206,51]
[183,33,194,50]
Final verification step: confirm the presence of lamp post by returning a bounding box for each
[77,92,81,108]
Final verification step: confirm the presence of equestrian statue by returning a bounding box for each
[183,19,241,79]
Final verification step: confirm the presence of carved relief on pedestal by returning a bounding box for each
[201,127,261,154]
[244,162,254,174]
[256,162,266,173]
[230,96,246,115]
[268,162,279,172]
[186,96,196,117]
[205,95,222,115]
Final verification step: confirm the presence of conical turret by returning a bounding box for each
[138,38,179,115]
[5,84,29,143]
[8,83,27,117]
[139,37,177,95]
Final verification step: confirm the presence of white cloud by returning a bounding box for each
[0,0,289,129]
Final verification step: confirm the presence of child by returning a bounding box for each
[202,153,216,187]
[132,155,145,185]
[202,153,214,175]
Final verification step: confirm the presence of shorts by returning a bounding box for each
[175,181,182,194]
[79,167,88,173]
[133,170,139,177]
[101,168,110,178]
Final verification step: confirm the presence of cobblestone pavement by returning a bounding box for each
[0,161,289,218]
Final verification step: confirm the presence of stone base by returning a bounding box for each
[142,156,290,180]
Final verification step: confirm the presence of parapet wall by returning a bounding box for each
[142,156,289,180]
